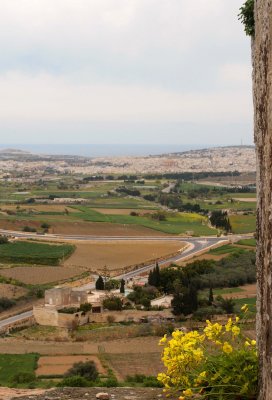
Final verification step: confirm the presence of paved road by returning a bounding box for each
[0,229,251,328]
[0,310,33,331]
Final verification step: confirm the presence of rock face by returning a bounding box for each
[253,0,272,399]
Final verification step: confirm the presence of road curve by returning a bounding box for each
[0,229,251,328]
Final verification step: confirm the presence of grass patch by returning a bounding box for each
[237,238,256,247]
[213,287,245,295]
[229,215,256,234]
[209,244,248,256]
[0,354,38,386]
[0,241,75,265]
[234,297,256,313]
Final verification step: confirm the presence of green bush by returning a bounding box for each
[103,296,122,311]
[65,361,98,381]
[103,377,119,387]
[59,375,89,387]
[13,372,36,384]
[0,297,15,312]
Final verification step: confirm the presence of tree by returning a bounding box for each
[120,279,125,294]
[65,361,98,381]
[95,275,104,290]
[171,283,198,316]
[242,0,272,397]
[208,286,214,305]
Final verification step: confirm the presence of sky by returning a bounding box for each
[0,0,253,146]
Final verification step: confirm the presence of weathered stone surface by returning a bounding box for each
[96,393,109,400]
[12,387,175,400]
[253,0,272,399]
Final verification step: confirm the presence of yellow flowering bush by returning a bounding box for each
[158,311,257,399]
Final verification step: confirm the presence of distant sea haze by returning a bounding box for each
[0,144,209,157]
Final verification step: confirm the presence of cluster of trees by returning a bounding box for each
[158,193,207,214]
[148,252,256,316]
[95,276,125,294]
[144,171,240,180]
[116,186,141,197]
[0,297,15,312]
[210,210,232,232]
[127,285,159,308]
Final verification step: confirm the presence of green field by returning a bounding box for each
[0,354,38,386]
[229,215,256,234]
[234,297,256,313]
[237,238,256,247]
[0,241,75,265]
[69,208,216,235]
[209,244,250,256]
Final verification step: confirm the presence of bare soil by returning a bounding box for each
[104,353,164,380]
[64,240,185,271]
[0,219,170,236]
[222,283,256,299]
[36,355,106,376]
[0,336,162,355]
[0,266,83,285]
[0,283,28,299]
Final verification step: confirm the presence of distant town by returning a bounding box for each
[0,145,256,178]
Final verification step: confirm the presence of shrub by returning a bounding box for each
[103,296,122,311]
[0,297,15,311]
[103,377,119,387]
[79,303,92,313]
[65,361,98,381]
[13,372,36,384]
[0,235,8,244]
[23,226,37,232]
[143,376,163,388]
[59,375,89,387]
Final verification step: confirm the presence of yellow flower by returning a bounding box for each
[236,316,240,322]
[232,326,240,336]
[179,397,185,400]
[245,341,250,347]
[225,318,232,331]
[251,340,256,346]
[159,334,167,345]
[183,388,193,397]
[241,304,249,313]
[222,342,233,354]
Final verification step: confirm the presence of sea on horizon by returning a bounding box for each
[0,144,210,157]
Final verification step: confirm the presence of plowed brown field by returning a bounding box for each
[64,240,185,271]
[0,266,83,285]
[36,355,106,376]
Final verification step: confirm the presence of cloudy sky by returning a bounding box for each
[0,0,253,146]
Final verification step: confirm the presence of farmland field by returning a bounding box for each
[0,266,83,285]
[0,241,75,265]
[104,353,163,381]
[0,353,38,386]
[229,215,256,234]
[64,240,186,272]
[36,355,106,377]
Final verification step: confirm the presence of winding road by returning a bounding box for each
[0,229,251,330]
